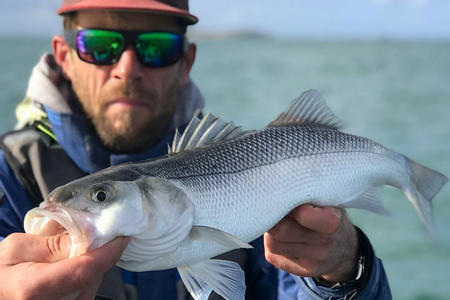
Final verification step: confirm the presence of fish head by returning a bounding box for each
[25,173,195,264]
[117,176,195,270]
[24,175,147,257]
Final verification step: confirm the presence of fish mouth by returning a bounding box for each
[24,202,97,257]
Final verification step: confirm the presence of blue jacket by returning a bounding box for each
[0,54,391,299]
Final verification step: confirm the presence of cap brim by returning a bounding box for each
[57,0,198,25]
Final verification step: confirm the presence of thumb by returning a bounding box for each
[1,233,72,265]
[35,219,73,261]
[41,233,73,262]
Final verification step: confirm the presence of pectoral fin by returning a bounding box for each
[178,258,246,300]
[190,226,252,250]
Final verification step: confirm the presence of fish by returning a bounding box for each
[24,89,448,300]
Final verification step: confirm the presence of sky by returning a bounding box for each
[1,0,449,39]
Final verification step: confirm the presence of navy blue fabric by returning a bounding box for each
[0,104,392,299]
[245,237,279,299]
[44,106,173,173]
[0,151,33,236]
[290,256,392,299]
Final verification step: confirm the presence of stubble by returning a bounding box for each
[71,70,180,154]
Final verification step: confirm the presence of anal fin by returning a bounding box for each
[344,187,391,216]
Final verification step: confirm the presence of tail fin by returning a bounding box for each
[405,157,448,235]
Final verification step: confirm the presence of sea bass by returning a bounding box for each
[24,89,448,300]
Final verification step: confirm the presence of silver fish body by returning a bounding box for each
[115,122,437,268]
[24,90,448,300]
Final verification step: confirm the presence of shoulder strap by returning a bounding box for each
[0,184,5,206]
[0,128,44,206]
[0,126,87,206]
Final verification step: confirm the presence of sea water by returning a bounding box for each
[1,36,449,299]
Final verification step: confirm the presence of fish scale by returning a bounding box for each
[149,150,404,271]
[131,124,388,181]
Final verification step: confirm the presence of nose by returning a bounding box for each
[111,46,145,80]
[48,187,78,203]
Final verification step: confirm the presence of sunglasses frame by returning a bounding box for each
[63,28,188,67]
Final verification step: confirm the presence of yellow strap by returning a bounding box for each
[36,123,58,142]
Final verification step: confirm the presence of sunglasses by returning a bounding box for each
[64,28,187,68]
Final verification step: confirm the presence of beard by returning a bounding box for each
[71,75,179,154]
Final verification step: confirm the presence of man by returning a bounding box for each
[0,0,391,299]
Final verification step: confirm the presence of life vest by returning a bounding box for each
[0,124,86,206]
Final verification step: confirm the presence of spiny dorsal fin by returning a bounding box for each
[172,116,201,153]
[268,89,343,129]
[169,113,244,154]
[211,121,242,143]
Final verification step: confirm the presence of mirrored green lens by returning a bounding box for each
[77,29,124,64]
[136,32,182,67]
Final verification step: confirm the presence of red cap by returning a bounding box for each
[57,0,198,25]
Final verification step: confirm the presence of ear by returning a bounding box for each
[179,43,196,85]
[52,35,74,80]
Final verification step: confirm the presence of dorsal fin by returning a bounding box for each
[169,113,244,154]
[268,89,343,129]
[172,115,202,153]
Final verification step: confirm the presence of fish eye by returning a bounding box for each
[93,189,108,202]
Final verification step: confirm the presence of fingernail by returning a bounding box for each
[120,236,130,246]
[333,208,342,219]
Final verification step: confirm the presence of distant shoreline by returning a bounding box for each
[1,30,449,44]
[188,30,450,44]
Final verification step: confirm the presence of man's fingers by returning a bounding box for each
[264,251,324,278]
[264,232,331,261]
[43,234,73,262]
[2,233,128,267]
[48,236,129,279]
[38,219,68,236]
[265,205,360,281]
[1,233,72,265]
[267,216,312,243]
[86,236,129,270]
[291,204,343,234]
[24,236,129,298]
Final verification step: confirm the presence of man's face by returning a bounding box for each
[59,11,192,153]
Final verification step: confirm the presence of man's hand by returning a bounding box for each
[264,204,359,283]
[0,233,128,300]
